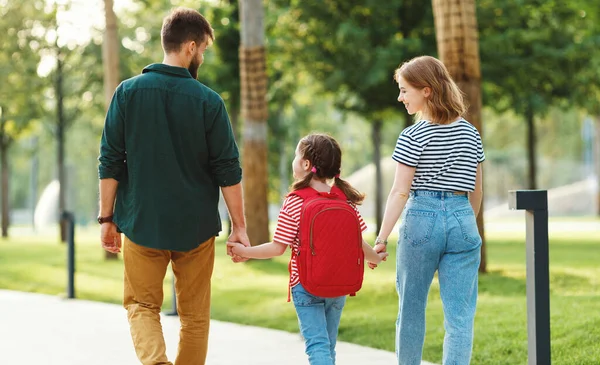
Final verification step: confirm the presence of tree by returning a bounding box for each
[102,0,120,259]
[239,0,270,245]
[271,0,436,232]
[432,0,487,271]
[478,0,595,190]
[0,0,47,237]
[568,2,600,216]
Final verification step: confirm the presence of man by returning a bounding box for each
[98,7,249,365]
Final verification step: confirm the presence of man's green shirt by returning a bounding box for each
[98,63,241,252]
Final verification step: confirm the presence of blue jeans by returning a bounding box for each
[396,190,481,365]
[292,283,347,365]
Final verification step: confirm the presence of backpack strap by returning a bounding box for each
[290,186,349,202]
[329,185,348,201]
[288,186,319,201]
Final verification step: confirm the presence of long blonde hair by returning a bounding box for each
[290,134,365,205]
[395,56,467,125]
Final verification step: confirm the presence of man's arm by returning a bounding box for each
[205,98,249,258]
[221,182,246,231]
[221,183,250,261]
[99,178,121,253]
[98,84,126,253]
[99,178,118,218]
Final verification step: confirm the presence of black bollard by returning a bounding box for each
[508,190,551,365]
[61,211,76,299]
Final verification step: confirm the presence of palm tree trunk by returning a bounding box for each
[239,0,269,245]
[103,0,119,259]
[432,0,487,272]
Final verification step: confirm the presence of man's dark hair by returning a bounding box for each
[161,8,214,53]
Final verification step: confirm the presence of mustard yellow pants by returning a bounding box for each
[123,236,215,365]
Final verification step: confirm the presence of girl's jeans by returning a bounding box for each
[396,190,481,365]
[292,283,347,365]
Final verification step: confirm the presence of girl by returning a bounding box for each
[227,133,388,365]
[373,56,485,365]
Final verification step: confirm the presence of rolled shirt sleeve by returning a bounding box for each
[206,99,242,187]
[392,131,424,167]
[98,84,127,180]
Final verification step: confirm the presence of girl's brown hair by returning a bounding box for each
[290,134,365,205]
[394,56,467,125]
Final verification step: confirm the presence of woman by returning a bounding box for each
[374,56,485,365]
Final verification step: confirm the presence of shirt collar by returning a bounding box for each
[142,63,193,78]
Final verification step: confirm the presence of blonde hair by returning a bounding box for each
[394,56,467,125]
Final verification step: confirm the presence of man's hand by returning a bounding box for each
[227,228,250,262]
[101,222,121,254]
[368,243,388,269]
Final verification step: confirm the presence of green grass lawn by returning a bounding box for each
[0,225,599,364]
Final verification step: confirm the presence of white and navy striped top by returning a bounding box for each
[392,119,485,192]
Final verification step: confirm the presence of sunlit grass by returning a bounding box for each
[1,219,599,364]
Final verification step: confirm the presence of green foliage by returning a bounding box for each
[0,0,49,146]
[478,0,598,116]
[270,0,436,120]
[3,0,599,221]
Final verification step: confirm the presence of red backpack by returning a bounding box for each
[290,186,365,298]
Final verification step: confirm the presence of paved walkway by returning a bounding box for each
[0,290,436,365]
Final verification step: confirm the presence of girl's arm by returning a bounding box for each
[362,240,388,264]
[227,240,288,259]
[469,163,483,216]
[377,163,416,245]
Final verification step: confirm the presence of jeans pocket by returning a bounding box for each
[453,209,482,246]
[402,209,437,246]
[292,284,320,306]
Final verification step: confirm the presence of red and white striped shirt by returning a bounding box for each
[273,194,368,289]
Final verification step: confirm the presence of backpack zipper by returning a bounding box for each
[297,197,333,256]
[309,207,361,257]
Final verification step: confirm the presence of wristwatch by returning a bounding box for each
[97,215,114,224]
[375,237,388,246]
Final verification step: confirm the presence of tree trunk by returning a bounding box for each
[594,115,600,217]
[372,119,383,233]
[30,137,38,230]
[526,104,537,190]
[432,0,487,272]
[56,47,67,242]
[1,142,9,238]
[103,0,120,110]
[239,0,269,245]
[103,0,120,260]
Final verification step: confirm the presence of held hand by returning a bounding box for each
[226,241,247,263]
[227,228,251,262]
[368,243,388,269]
[374,243,387,254]
[100,222,121,254]
[377,251,389,263]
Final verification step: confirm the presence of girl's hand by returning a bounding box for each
[368,243,388,269]
[368,252,389,269]
[226,241,247,262]
[377,251,389,263]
